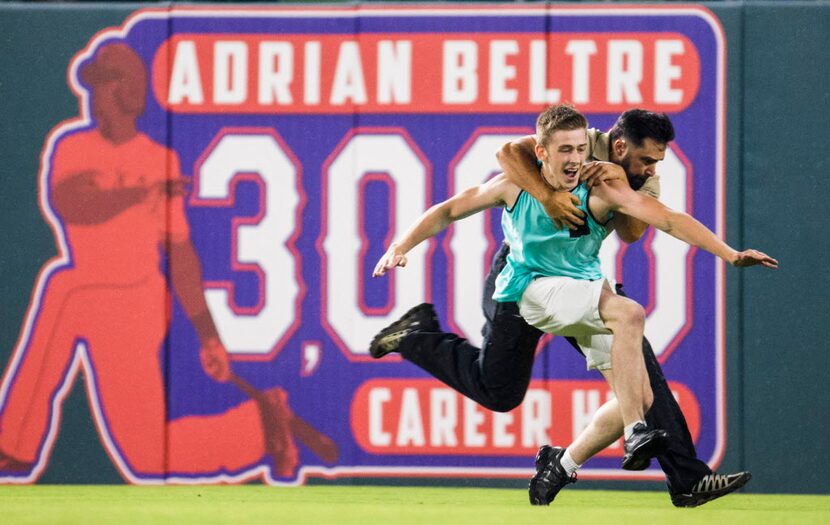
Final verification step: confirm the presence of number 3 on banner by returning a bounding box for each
[193,130,303,356]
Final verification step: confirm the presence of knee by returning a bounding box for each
[614,299,645,333]
[623,300,645,327]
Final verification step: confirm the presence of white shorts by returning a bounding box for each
[518,276,614,371]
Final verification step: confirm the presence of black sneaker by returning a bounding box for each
[534,443,553,471]
[528,445,577,506]
[671,471,752,508]
[621,423,670,471]
[369,303,440,358]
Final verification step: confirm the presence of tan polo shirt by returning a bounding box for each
[586,128,661,199]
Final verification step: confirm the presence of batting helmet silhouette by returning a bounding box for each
[80,42,147,116]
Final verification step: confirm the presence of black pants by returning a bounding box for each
[399,243,711,494]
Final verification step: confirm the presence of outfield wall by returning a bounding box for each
[0,2,826,494]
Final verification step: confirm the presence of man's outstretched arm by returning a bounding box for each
[373,175,516,276]
[609,175,662,243]
[597,181,778,268]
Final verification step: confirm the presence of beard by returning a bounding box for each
[620,158,647,190]
[628,174,647,191]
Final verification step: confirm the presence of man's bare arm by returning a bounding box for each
[580,161,627,188]
[496,136,584,229]
[595,181,778,268]
[168,239,231,382]
[612,213,649,243]
[585,163,647,243]
[168,240,219,343]
[373,175,517,276]
[607,174,660,243]
[52,171,148,224]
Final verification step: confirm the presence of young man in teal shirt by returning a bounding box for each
[371,105,776,505]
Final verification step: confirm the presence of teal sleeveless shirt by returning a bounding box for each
[493,182,612,302]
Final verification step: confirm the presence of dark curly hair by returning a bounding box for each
[608,109,675,147]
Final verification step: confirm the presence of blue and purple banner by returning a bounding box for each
[0,5,726,485]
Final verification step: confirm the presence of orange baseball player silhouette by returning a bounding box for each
[0,42,335,482]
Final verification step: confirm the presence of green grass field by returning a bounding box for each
[1,486,827,525]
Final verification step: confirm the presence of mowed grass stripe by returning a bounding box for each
[0,485,827,525]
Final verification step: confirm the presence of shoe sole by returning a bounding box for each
[528,477,552,506]
[621,433,670,471]
[369,304,436,358]
[369,329,406,358]
[672,472,752,508]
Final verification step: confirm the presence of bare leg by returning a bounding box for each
[566,401,621,464]
[567,363,658,466]
[597,283,652,426]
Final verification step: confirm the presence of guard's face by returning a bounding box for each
[536,128,588,191]
[615,137,667,190]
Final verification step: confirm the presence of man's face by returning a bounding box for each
[535,128,588,191]
[92,80,128,135]
[91,79,124,126]
[614,137,667,190]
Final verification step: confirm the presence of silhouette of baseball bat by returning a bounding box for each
[229,372,339,464]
